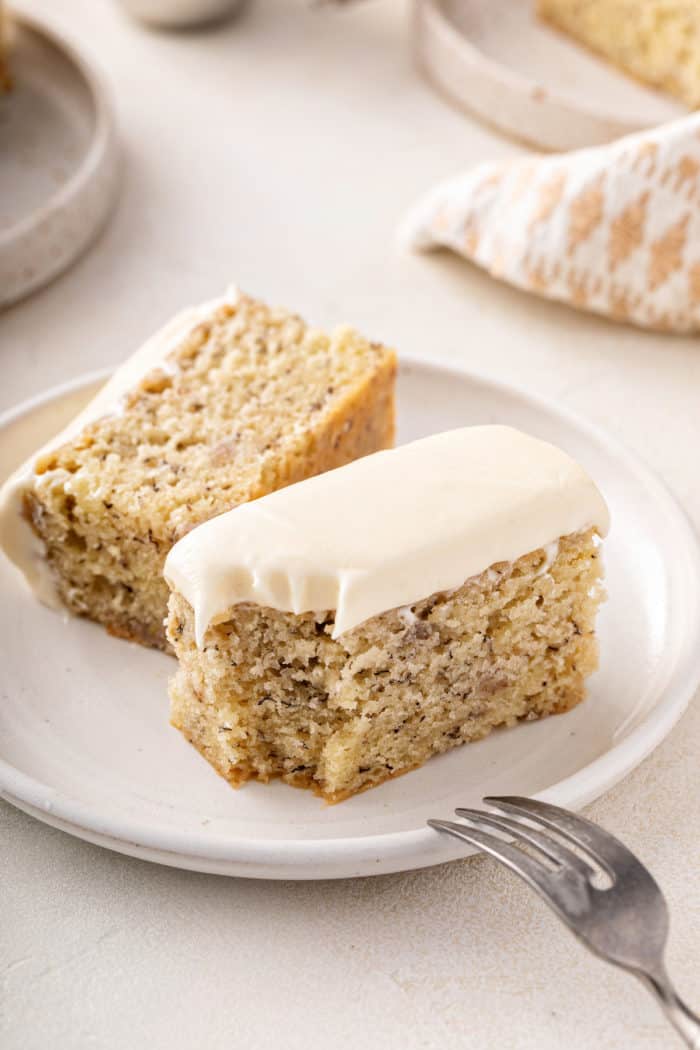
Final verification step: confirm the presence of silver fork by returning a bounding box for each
[429,796,700,1048]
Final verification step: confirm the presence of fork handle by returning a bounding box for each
[642,971,700,1049]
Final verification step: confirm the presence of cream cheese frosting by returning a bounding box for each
[0,286,239,606]
[164,425,610,646]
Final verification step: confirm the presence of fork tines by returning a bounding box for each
[429,795,647,883]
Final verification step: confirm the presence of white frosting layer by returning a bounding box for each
[0,287,238,605]
[164,425,610,646]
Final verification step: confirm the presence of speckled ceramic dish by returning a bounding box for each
[1,361,699,879]
[0,11,120,307]
[414,0,686,150]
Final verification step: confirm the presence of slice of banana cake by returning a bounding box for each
[0,287,397,649]
[164,425,610,802]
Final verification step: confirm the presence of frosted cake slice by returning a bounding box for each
[0,287,396,649]
[164,425,610,802]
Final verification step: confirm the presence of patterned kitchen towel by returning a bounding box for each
[401,114,700,333]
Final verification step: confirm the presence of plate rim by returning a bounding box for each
[2,361,699,878]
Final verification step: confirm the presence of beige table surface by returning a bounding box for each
[2,1,700,1047]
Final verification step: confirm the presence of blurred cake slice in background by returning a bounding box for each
[537,0,700,107]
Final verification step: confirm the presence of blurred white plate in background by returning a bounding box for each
[415,0,686,150]
[1,360,699,879]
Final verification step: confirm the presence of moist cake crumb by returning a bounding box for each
[167,528,604,802]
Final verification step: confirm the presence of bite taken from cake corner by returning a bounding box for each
[164,425,610,803]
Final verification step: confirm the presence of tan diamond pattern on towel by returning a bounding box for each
[526,259,550,293]
[403,114,700,333]
[661,155,700,196]
[529,171,567,232]
[648,214,689,292]
[608,285,640,321]
[689,262,700,307]
[628,140,658,178]
[567,174,606,257]
[608,192,649,273]
[566,268,591,308]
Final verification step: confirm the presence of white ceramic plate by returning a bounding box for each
[0,12,120,307]
[1,361,699,879]
[415,0,686,150]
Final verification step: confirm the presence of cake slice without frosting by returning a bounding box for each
[164,425,610,801]
[0,288,396,649]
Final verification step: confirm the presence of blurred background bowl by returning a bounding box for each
[0,13,120,308]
